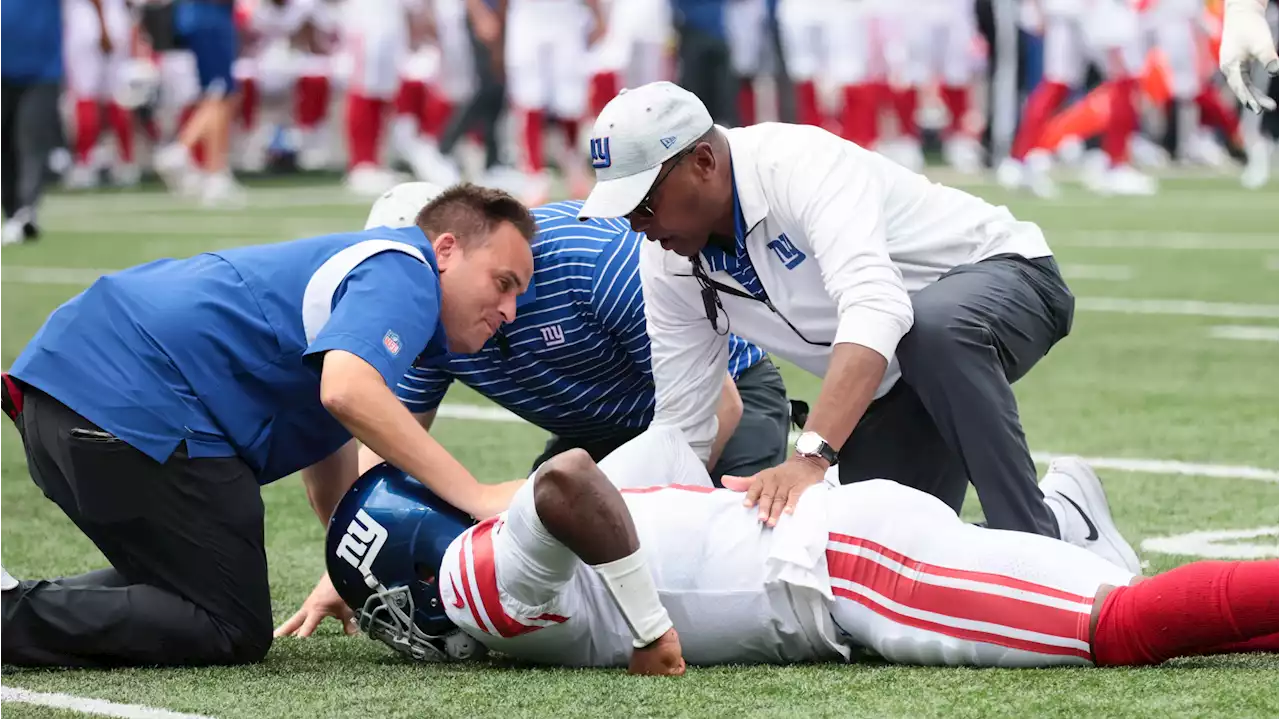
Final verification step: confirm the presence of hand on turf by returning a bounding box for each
[1219,0,1280,114]
[274,572,358,638]
[628,628,686,676]
[723,455,826,528]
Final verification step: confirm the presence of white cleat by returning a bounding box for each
[995,157,1024,190]
[1241,138,1275,190]
[110,163,142,188]
[1,565,18,592]
[943,136,983,175]
[200,172,248,208]
[1097,164,1159,197]
[64,164,100,190]
[1023,150,1060,199]
[406,141,462,187]
[2,218,26,246]
[1041,457,1142,575]
[154,143,196,197]
[344,164,403,198]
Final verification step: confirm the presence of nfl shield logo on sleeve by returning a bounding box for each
[382,330,402,356]
[590,137,611,169]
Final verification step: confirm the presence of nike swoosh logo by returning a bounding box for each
[1060,494,1099,542]
[449,576,465,609]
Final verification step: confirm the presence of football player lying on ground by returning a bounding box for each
[326,427,1278,674]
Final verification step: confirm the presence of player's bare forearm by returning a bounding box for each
[300,440,358,525]
[320,350,500,518]
[803,342,888,455]
[533,449,639,565]
[707,373,743,470]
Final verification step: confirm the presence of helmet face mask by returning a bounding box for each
[326,463,483,663]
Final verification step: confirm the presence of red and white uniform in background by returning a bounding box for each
[389,4,466,188]
[338,0,418,193]
[430,0,475,116]
[588,0,672,121]
[724,0,769,125]
[441,427,1134,668]
[505,0,597,203]
[64,0,139,187]
[1003,0,1156,197]
[880,0,983,173]
[777,0,884,148]
[1143,0,1242,163]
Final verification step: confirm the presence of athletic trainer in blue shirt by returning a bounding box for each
[365,185,793,482]
[0,185,536,668]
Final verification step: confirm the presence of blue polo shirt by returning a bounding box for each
[1,0,63,82]
[701,171,768,297]
[395,201,766,441]
[10,228,448,484]
[671,0,726,38]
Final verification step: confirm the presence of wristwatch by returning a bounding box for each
[794,431,838,466]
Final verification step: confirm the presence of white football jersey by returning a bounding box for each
[438,428,850,667]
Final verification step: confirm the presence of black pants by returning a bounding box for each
[530,358,792,486]
[438,21,506,169]
[675,25,736,126]
[1,80,61,220]
[838,255,1074,539]
[2,387,273,667]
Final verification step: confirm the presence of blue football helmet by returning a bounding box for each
[325,462,484,662]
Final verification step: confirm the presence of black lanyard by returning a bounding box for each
[687,256,831,348]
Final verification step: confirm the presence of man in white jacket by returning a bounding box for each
[576,82,1139,575]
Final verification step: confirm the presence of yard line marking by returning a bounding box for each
[1076,297,1279,319]
[0,687,215,719]
[1140,527,1279,559]
[1051,232,1276,250]
[1209,325,1280,342]
[1059,264,1134,281]
[3,266,114,285]
[432,405,1280,482]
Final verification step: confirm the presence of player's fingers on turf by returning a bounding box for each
[343,616,359,636]
[273,610,306,638]
[296,610,325,638]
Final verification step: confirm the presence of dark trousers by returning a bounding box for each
[675,26,737,126]
[531,358,792,486]
[438,21,506,169]
[2,388,273,667]
[1,80,61,219]
[838,255,1074,539]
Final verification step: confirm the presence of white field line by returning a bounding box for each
[1050,231,1276,250]
[0,687,214,719]
[432,404,1280,482]
[1140,527,1280,560]
[1209,325,1280,342]
[1058,264,1134,281]
[1075,297,1279,319]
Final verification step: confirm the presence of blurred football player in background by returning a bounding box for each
[64,0,140,189]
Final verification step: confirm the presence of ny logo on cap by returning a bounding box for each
[660,135,677,149]
[590,138,611,169]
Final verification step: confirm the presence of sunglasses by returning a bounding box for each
[631,144,698,219]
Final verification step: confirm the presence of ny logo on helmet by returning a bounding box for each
[335,509,389,574]
[590,138,611,169]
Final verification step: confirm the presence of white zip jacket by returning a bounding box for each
[642,123,1054,461]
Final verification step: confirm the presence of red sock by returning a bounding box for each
[420,85,450,139]
[589,71,620,118]
[1011,80,1070,160]
[521,108,546,172]
[795,80,822,128]
[295,75,330,130]
[892,88,919,139]
[840,84,877,147]
[737,78,757,127]
[239,77,259,130]
[107,104,135,164]
[1102,77,1138,167]
[1195,86,1241,145]
[345,93,385,169]
[1190,632,1279,656]
[73,99,102,165]
[1093,560,1279,666]
[559,117,580,149]
[395,80,426,124]
[941,84,969,137]
[178,104,206,168]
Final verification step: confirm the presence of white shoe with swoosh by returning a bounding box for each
[1041,457,1142,575]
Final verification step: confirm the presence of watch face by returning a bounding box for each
[796,433,821,455]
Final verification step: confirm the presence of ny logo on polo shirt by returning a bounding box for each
[540,324,567,347]
[767,234,806,270]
